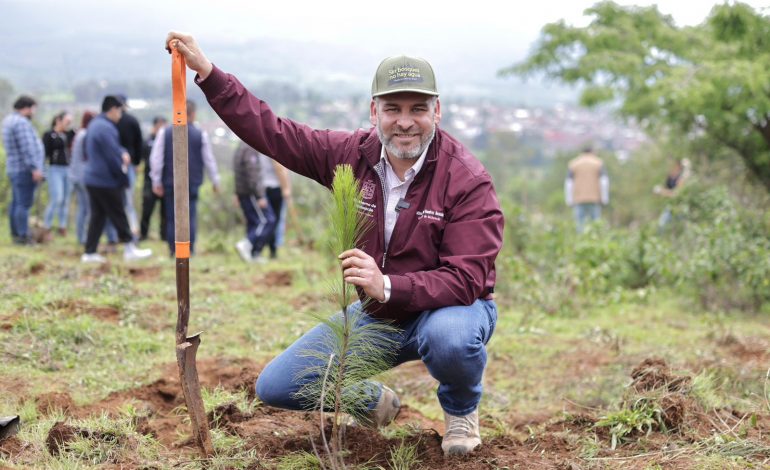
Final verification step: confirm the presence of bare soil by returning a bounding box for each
[2,357,766,468]
[125,266,162,282]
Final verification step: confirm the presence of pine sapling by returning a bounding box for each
[294,164,400,470]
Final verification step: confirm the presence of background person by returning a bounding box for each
[69,111,120,247]
[150,100,220,256]
[233,141,276,263]
[116,94,143,236]
[68,111,95,245]
[259,153,291,259]
[2,95,44,245]
[565,144,609,233]
[139,116,168,241]
[654,157,692,230]
[42,111,73,238]
[82,95,152,263]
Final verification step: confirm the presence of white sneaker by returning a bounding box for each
[235,238,253,262]
[442,409,482,456]
[81,253,106,264]
[124,242,152,261]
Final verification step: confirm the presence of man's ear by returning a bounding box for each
[434,98,442,125]
[369,99,377,127]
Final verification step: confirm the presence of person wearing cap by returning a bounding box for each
[166,32,503,457]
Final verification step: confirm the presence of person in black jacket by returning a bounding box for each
[116,95,142,235]
[139,116,167,241]
[42,111,73,238]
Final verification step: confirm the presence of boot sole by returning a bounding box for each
[444,443,481,456]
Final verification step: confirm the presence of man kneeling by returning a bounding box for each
[167,31,504,456]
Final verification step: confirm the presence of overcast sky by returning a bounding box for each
[5,0,767,60]
[2,0,768,101]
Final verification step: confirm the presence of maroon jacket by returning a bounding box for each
[198,66,504,321]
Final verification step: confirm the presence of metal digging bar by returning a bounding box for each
[170,44,214,458]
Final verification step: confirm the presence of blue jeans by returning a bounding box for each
[71,181,89,244]
[124,165,138,233]
[9,170,37,239]
[573,202,601,233]
[163,186,199,255]
[44,165,71,229]
[256,299,497,416]
[238,194,277,255]
[71,181,118,244]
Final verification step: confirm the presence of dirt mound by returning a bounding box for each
[259,423,533,470]
[208,402,252,431]
[126,266,161,282]
[45,421,130,461]
[0,377,28,397]
[264,270,293,287]
[46,299,121,323]
[630,357,690,393]
[28,262,44,275]
[78,358,260,417]
[73,357,263,446]
[0,436,25,458]
[719,335,770,363]
[36,392,76,416]
[624,358,696,433]
[46,422,80,455]
[659,393,688,429]
[87,306,120,323]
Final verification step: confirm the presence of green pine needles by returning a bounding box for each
[294,165,400,470]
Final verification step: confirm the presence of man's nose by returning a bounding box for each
[395,114,414,130]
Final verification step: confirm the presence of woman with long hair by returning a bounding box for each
[42,111,73,237]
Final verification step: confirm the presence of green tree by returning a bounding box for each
[503,2,770,192]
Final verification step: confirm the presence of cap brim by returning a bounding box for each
[372,88,439,98]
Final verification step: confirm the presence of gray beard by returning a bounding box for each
[376,123,436,160]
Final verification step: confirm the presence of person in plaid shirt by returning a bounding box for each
[2,96,44,244]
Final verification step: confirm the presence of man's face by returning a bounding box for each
[20,105,36,119]
[370,92,441,161]
[106,107,123,123]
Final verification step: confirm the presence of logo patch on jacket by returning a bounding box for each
[361,179,376,200]
[417,208,445,221]
[357,201,376,218]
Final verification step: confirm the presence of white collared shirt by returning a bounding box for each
[379,145,428,302]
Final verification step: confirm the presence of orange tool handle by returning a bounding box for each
[171,46,187,126]
[171,44,190,258]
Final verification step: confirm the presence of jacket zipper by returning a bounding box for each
[374,161,389,269]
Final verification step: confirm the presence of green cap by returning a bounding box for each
[371,55,439,98]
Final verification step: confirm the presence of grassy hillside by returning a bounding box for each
[0,226,768,468]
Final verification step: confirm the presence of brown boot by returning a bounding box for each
[358,384,400,428]
[57,227,67,237]
[442,409,481,456]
